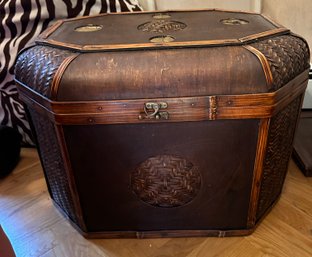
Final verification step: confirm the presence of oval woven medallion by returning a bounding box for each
[138,20,187,33]
[131,155,201,208]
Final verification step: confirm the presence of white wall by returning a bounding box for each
[139,0,310,55]
[139,0,156,11]
[262,0,312,58]
[139,0,261,12]
[262,0,312,107]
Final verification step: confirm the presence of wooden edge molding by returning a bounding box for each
[50,54,80,100]
[82,229,254,239]
[37,38,241,52]
[36,28,290,52]
[53,200,255,238]
[246,194,283,235]
[247,118,270,227]
[70,223,254,239]
[39,20,64,39]
[15,69,309,125]
[239,28,289,42]
[243,45,274,88]
[54,125,87,232]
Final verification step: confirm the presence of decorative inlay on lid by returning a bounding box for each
[131,155,201,208]
[149,35,175,43]
[74,24,103,32]
[220,18,249,25]
[138,20,187,33]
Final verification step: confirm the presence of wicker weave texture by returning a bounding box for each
[252,35,310,91]
[131,155,201,208]
[29,110,79,224]
[256,96,302,219]
[15,46,74,97]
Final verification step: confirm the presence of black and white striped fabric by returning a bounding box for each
[0,0,142,145]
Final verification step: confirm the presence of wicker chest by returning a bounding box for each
[15,9,310,238]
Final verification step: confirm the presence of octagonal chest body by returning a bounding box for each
[15,9,310,238]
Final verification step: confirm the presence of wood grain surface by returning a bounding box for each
[15,69,309,126]
[0,148,311,257]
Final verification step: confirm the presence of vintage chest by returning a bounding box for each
[15,9,310,238]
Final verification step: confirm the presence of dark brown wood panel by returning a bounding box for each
[58,46,268,101]
[63,119,259,232]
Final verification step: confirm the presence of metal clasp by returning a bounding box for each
[138,102,169,120]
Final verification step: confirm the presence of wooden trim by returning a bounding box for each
[69,224,254,239]
[209,96,218,120]
[239,28,289,42]
[39,38,243,52]
[53,199,250,239]
[253,193,282,230]
[54,125,87,231]
[243,45,274,87]
[54,196,255,238]
[40,20,64,39]
[52,201,87,233]
[37,28,289,52]
[83,229,254,239]
[247,118,270,228]
[17,68,308,121]
[50,54,79,100]
[15,69,309,125]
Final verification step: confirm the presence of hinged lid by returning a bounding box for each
[38,9,289,51]
[15,9,310,126]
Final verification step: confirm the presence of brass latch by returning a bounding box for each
[138,102,169,120]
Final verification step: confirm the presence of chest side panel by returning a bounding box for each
[63,119,259,232]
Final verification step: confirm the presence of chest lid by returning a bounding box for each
[38,9,288,51]
[15,9,310,126]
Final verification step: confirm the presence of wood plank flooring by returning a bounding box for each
[0,148,311,257]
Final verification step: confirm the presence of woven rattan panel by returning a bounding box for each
[131,155,201,208]
[29,110,78,224]
[256,96,302,220]
[15,46,74,97]
[252,35,310,91]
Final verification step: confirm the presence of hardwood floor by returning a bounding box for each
[0,148,311,257]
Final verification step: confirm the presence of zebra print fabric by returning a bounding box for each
[0,0,142,145]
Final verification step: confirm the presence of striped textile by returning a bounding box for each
[0,0,142,145]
